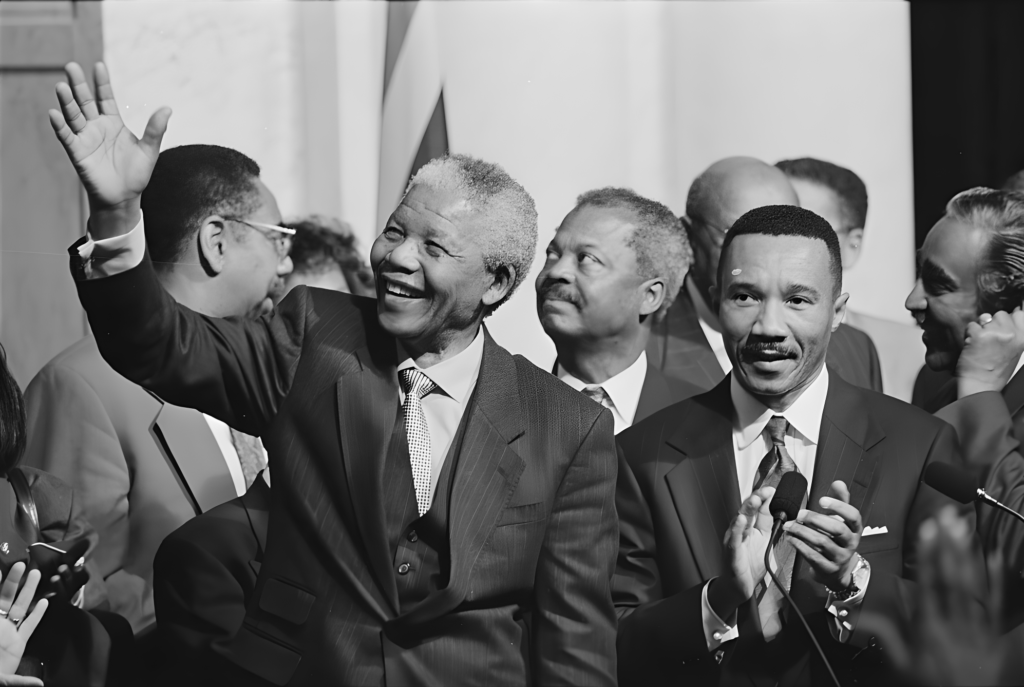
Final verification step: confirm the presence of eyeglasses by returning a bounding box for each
[226,218,295,258]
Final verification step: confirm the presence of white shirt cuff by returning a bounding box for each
[825,561,871,643]
[701,579,739,651]
[76,212,147,279]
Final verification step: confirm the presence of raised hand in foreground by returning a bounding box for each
[862,506,1011,686]
[47,61,171,239]
[0,562,49,686]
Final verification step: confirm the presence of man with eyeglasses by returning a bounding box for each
[646,156,883,395]
[22,131,293,664]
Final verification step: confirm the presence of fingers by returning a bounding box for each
[64,62,100,121]
[139,107,173,157]
[54,81,88,135]
[48,109,78,151]
[0,563,25,616]
[827,480,850,504]
[790,510,852,543]
[93,62,120,116]
[18,598,47,642]
[817,494,863,535]
[7,569,40,626]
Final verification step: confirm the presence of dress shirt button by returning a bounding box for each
[397,563,411,575]
[407,529,418,543]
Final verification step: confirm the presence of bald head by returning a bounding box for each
[684,157,799,312]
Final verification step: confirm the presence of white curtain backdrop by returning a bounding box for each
[105,0,914,370]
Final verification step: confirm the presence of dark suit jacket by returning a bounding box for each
[613,370,970,686]
[22,336,238,631]
[917,366,1024,622]
[73,249,619,687]
[154,473,269,685]
[647,287,884,394]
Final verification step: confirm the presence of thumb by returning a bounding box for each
[828,480,851,504]
[139,106,172,157]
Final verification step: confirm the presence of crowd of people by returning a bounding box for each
[5,59,1024,685]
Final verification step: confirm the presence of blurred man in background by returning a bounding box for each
[777,157,926,401]
[647,156,883,394]
[23,139,288,640]
[282,215,375,298]
[538,187,700,433]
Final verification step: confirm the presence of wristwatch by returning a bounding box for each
[832,554,870,601]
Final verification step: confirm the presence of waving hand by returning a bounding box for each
[48,62,171,237]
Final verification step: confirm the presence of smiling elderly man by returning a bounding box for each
[613,205,970,687]
[49,62,618,686]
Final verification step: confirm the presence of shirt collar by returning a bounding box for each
[730,364,829,450]
[557,352,648,419]
[396,328,485,406]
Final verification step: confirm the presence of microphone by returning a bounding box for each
[923,462,1024,526]
[763,471,841,687]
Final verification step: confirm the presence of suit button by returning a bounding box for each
[407,529,418,543]
[398,563,411,575]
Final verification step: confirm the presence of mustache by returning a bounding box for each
[538,282,580,306]
[739,338,799,362]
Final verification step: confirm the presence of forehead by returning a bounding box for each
[721,233,833,290]
[789,179,843,231]
[394,184,474,238]
[920,217,989,282]
[556,205,637,249]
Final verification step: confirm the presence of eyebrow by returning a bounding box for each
[920,258,959,291]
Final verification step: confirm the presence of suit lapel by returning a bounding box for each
[664,379,739,581]
[151,400,237,514]
[634,366,674,426]
[789,371,884,615]
[337,341,401,614]
[392,330,526,630]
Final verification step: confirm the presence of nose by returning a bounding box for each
[384,235,420,273]
[540,254,575,286]
[750,298,789,338]
[905,279,926,318]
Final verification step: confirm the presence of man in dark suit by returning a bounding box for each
[647,156,882,394]
[538,188,700,432]
[615,204,970,686]
[153,471,270,685]
[22,140,286,634]
[906,188,1024,618]
[50,62,617,686]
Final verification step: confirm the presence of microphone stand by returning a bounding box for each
[764,517,841,687]
[977,488,1024,525]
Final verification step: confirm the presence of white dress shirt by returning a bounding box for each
[396,331,484,502]
[699,366,869,651]
[556,351,648,434]
[79,215,268,497]
[685,277,732,375]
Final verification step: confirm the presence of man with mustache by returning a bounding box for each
[906,187,1024,624]
[537,188,701,434]
[50,62,618,685]
[615,204,970,686]
[23,138,289,641]
[648,157,882,394]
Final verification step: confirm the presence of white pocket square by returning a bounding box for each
[862,526,888,536]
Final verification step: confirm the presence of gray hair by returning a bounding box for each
[406,154,538,312]
[945,187,1024,312]
[574,187,692,320]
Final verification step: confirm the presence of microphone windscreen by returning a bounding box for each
[769,471,808,522]
[923,462,979,504]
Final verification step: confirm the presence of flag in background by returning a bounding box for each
[377,1,449,232]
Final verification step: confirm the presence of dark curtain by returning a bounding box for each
[910,1,1024,247]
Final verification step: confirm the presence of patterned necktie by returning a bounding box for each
[582,385,612,409]
[751,415,803,641]
[229,428,266,491]
[400,368,437,517]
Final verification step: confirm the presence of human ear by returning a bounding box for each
[197,215,228,275]
[481,264,515,308]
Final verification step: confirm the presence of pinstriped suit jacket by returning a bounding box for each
[73,250,618,687]
[647,287,884,394]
